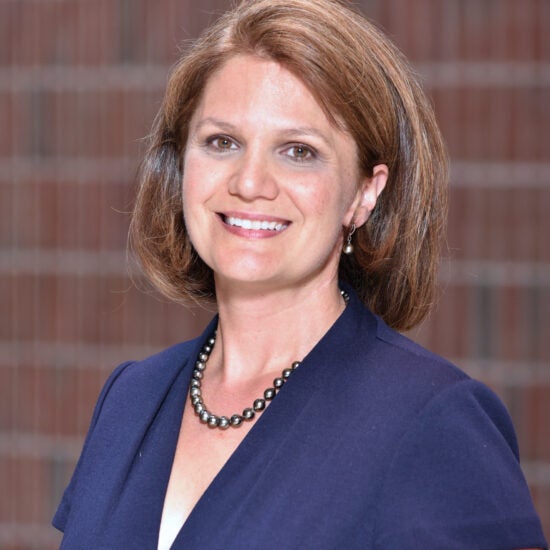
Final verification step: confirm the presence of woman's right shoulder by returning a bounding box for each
[110,339,199,383]
[52,337,203,534]
[90,338,201,428]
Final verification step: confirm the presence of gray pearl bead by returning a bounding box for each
[282,368,293,379]
[292,361,301,369]
[264,387,276,400]
[218,416,230,429]
[200,410,210,423]
[273,377,284,389]
[194,403,205,414]
[191,395,202,406]
[195,361,206,371]
[208,415,220,427]
[253,398,266,411]
[199,353,209,362]
[230,414,243,426]
[242,408,255,420]
[193,370,203,380]
[190,387,201,397]
[190,379,201,388]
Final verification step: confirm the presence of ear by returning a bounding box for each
[349,164,388,228]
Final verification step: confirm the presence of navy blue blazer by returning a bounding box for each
[54,290,547,549]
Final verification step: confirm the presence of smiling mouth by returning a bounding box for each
[222,215,289,232]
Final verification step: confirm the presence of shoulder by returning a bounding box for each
[370,373,546,546]
[343,307,474,422]
[106,339,198,391]
[364,313,519,453]
[52,335,206,533]
[373,313,467,381]
[87,339,198,419]
[339,292,469,392]
[317,297,490,442]
[358,317,546,547]
[311,302,515,465]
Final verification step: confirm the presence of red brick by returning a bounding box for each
[0,181,133,249]
[360,0,549,63]
[412,283,474,359]
[0,92,15,156]
[0,453,69,547]
[448,187,550,263]
[1,1,116,66]
[1,272,211,345]
[431,88,549,162]
[529,485,550,537]
[1,456,50,523]
[5,88,159,158]
[2,364,103,436]
[525,386,550,460]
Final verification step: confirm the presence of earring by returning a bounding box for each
[343,223,356,255]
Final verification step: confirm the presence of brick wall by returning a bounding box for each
[1,1,548,547]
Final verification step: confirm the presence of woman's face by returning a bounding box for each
[182,54,386,294]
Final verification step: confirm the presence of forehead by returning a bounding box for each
[199,55,322,114]
[191,54,344,134]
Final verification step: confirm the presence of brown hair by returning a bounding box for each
[129,0,448,330]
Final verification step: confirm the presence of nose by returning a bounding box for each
[228,149,279,201]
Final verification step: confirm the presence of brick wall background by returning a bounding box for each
[1,1,548,547]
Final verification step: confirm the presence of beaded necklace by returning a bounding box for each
[189,289,349,430]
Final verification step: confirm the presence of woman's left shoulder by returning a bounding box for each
[346,312,475,414]
[346,311,516,449]
[372,313,468,381]
[370,369,547,547]
[366,319,547,548]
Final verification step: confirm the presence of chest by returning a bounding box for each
[62,347,391,549]
[156,422,378,549]
[158,408,254,549]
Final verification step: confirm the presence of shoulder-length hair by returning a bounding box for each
[129,0,448,331]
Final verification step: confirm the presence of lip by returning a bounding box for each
[217,211,291,238]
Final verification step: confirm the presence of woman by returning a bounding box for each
[53,1,547,548]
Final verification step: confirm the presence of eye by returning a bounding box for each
[206,135,238,152]
[283,144,316,162]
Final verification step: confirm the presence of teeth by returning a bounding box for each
[226,216,287,231]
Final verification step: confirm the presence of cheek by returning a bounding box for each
[291,173,338,213]
[181,177,194,214]
[181,174,204,228]
[294,182,348,224]
[183,152,227,198]
[181,158,209,207]
[311,177,358,222]
[306,190,330,217]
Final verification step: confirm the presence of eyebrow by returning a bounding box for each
[192,117,333,146]
[192,118,237,134]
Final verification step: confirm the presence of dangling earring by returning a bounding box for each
[343,223,356,255]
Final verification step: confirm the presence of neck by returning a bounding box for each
[209,278,346,385]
